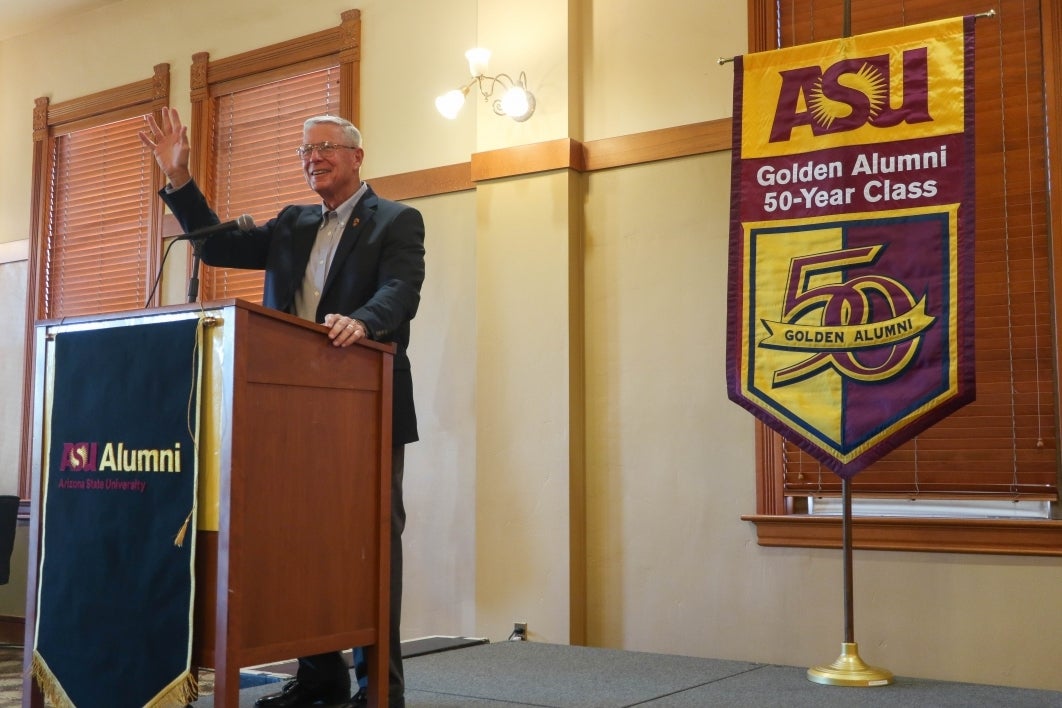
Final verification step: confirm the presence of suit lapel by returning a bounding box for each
[292,207,324,275]
[323,189,377,295]
[277,208,324,312]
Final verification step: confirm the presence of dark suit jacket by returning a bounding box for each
[161,180,425,445]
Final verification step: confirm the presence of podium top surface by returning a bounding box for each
[35,298,395,355]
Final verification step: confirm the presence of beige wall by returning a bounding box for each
[2,0,1062,693]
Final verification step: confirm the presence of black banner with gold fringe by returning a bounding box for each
[33,317,202,708]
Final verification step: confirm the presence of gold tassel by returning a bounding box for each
[174,509,193,548]
[30,651,76,708]
[145,670,199,707]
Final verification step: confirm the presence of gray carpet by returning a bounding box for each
[194,641,1062,707]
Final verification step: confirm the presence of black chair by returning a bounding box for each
[0,496,20,585]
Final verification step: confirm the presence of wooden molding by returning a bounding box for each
[364,119,736,202]
[151,62,169,103]
[32,97,47,141]
[747,0,778,54]
[0,615,24,646]
[1043,0,1062,476]
[449,119,734,188]
[340,9,361,125]
[203,26,345,89]
[744,515,1062,556]
[41,71,167,130]
[369,163,473,201]
[471,138,586,182]
[21,104,49,500]
[191,52,209,99]
[583,119,732,172]
[755,422,787,515]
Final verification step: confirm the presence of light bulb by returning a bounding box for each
[465,48,491,77]
[435,89,466,119]
[500,86,532,121]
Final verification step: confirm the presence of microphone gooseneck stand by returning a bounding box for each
[187,239,205,304]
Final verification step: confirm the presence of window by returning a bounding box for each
[744,0,1062,554]
[20,64,171,497]
[189,9,360,303]
[30,65,169,319]
[44,116,158,317]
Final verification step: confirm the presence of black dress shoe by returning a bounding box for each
[254,678,351,708]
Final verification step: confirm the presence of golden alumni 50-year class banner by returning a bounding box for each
[32,318,202,707]
[726,17,976,477]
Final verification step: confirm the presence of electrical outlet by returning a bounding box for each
[512,622,528,641]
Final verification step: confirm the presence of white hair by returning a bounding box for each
[303,115,362,147]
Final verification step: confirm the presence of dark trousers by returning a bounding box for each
[297,446,406,702]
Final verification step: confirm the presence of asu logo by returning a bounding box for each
[770,48,931,143]
[60,442,98,472]
[57,441,182,473]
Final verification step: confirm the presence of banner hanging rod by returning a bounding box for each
[716,9,997,65]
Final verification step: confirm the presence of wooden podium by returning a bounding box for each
[23,300,394,708]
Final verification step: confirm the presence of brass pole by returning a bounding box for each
[843,477,854,644]
[808,0,894,686]
[807,477,892,685]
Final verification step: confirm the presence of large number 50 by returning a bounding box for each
[771,244,922,386]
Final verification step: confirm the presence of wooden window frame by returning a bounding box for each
[183,9,360,303]
[17,64,170,501]
[742,0,1062,555]
[199,67,347,301]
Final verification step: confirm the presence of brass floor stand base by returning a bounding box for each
[807,642,894,687]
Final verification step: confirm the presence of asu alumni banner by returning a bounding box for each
[726,17,976,477]
[32,317,202,707]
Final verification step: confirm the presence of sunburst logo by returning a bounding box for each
[68,444,87,469]
[806,63,889,130]
[769,49,933,143]
[59,442,98,472]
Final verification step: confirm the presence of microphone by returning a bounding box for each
[177,214,255,241]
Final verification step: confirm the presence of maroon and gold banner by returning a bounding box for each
[726,17,976,477]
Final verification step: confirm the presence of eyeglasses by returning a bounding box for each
[295,142,359,158]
